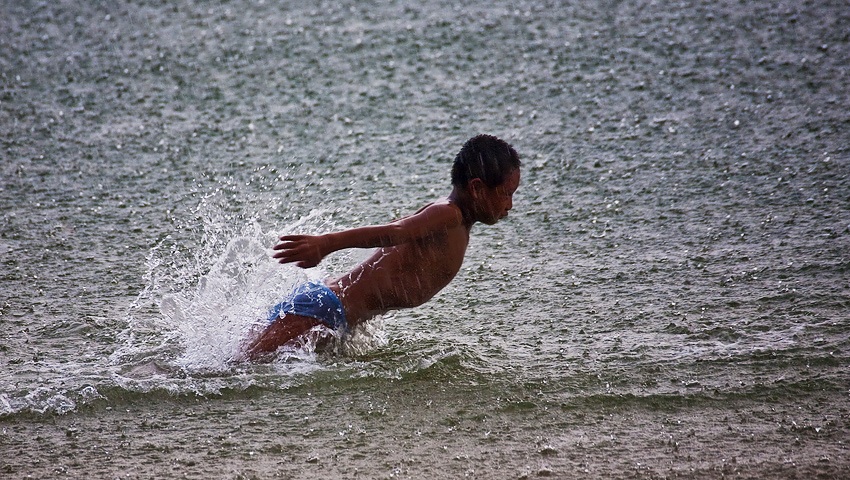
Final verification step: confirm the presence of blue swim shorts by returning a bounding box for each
[267,281,348,331]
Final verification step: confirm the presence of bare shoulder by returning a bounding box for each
[409,199,464,226]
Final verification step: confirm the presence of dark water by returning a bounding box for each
[1,0,849,477]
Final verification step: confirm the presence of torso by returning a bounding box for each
[326,202,470,326]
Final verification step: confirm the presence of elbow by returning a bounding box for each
[382,223,408,246]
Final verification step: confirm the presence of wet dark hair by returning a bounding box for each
[451,134,521,188]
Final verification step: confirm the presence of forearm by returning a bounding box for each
[321,224,406,254]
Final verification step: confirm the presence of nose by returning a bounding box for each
[501,199,512,218]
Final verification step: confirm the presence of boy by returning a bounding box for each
[245,134,520,359]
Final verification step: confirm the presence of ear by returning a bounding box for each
[467,178,486,197]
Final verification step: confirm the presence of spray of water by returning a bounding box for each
[111,189,351,382]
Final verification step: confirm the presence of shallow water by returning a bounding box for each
[2,0,849,477]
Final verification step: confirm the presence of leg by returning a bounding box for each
[245,314,322,360]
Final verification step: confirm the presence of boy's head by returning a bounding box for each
[451,134,521,188]
[452,135,521,225]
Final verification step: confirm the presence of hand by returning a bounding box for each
[272,235,326,268]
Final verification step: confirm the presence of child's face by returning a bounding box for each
[474,168,520,225]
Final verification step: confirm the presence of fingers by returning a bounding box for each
[272,245,305,260]
[276,254,307,266]
[278,234,305,242]
[273,241,297,251]
[271,250,290,260]
[278,255,316,268]
[271,242,317,268]
[273,234,309,251]
[272,242,296,253]
[271,234,321,268]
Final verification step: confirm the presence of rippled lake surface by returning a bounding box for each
[1,0,848,477]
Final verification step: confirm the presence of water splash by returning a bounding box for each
[111,190,346,380]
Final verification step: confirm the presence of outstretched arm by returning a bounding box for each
[272,202,463,268]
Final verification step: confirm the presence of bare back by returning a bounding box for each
[327,201,469,325]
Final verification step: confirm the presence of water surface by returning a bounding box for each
[1,0,848,477]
